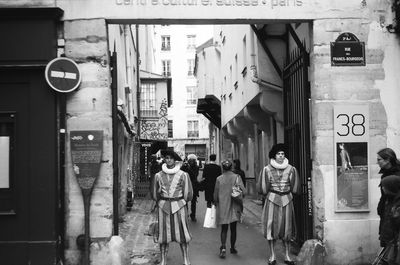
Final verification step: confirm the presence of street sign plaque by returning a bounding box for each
[331,32,365,66]
[45,57,81,93]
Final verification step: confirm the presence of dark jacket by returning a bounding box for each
[181,162,200,197]
[378,166,400,247]
[378,166,400,217]
[203,163,222,202]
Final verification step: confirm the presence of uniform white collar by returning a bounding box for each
[162,163,181,174]
[270,158,289,169]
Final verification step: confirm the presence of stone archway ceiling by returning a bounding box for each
[221,126,237,143]
[233,116,254,138]
[196,94,221,128]
[227,120,247,143]
[259,90,284,123]
[244,104,271,133]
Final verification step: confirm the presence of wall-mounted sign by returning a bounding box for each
[334,105,369,212]
[331,32,365,66]
[45,57,81,93]
[70,130,103,192]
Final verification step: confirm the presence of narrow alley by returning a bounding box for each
[121,173,291,265]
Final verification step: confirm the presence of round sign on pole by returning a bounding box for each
[45,57,81,93]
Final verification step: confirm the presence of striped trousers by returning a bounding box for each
[261,199,296,241]
[157,206,192,244]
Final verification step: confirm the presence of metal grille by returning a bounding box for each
[283,45,313,243]
[132,142,150,199]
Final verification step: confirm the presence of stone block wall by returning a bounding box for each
[311,1,400,264]
[63,18,113,265]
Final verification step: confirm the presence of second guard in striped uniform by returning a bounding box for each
[257,143,301,265]
[151,150,193,265]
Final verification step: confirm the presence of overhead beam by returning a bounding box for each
[251,24,282,77]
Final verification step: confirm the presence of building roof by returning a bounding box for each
[196,38,214,53]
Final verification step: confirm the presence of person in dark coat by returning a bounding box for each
[181,154,200,222]
[377,148,400,247]
[203,154,222,208]
[233,159,246,188]
[379,175,400,264]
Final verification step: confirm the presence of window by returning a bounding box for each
[242,35,247,76]
[0,113,15,213]
[168,120,173,138]
[187,35,196,50]
[162,60,171,77]
[161,35,170,51]
[186,86,197,105]
[187,120,199,138]
[187,59,195,76]
[234,54,238,89]
[140,83,157,117]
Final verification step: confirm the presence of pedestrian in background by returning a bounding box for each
[257,143,301,265]
[233,159,246,188]
[151,150,193,265]
[203,154,222,208]
[377,148,400,248]
[214,160,245,258]
[182,154,200,222]
[377,175,400,264]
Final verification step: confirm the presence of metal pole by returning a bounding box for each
[82,192,91,265]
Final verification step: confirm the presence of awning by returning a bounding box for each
[196,94,221,128]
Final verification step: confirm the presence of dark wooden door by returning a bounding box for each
[0,69,59,264]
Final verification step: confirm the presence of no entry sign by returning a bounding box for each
[45,57,81,93]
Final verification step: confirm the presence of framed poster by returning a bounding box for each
[334,105,369,212]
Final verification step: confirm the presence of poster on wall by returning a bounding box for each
[70,130,103,193]
[334,105,369,212]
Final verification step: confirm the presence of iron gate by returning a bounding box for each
[283,44,313,243]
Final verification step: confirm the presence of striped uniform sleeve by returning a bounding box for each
[151,173,161,201]
[257,167,270,195]
[182,171,193,202]
[290,166,301,195]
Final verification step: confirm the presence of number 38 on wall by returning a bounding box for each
[334,106,369,141]
[336,113,365,136]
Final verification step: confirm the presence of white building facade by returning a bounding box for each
[157,25,213,161]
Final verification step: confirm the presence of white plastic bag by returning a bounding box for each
[203,205,217,228]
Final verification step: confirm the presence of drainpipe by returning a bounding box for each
[249,29,282,92]
[124,25,133,119]
[136,25,141,139]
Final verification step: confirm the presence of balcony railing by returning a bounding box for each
[187,99,197,105]
[187,131,199,138]
[161,45,171,51]
[140,109,158,117]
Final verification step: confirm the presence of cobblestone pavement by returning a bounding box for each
[119,199,160,265]
[119,196,267,265]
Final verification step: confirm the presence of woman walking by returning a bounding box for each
[377,148,400,248]
[257,143,301,265]
[378,175,400,264]
[151,150,193,265]
[214,160,245,258]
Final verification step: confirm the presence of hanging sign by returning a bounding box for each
[331,32,365,66]
[334,105,369,212]
[70,130,103,192]
[45,57,81,93]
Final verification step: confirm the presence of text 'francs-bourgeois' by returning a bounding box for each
[116,0,303,8]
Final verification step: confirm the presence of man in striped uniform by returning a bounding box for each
[257,143,301,265]
[151,150,193,265]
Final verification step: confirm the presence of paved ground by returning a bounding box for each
[119,192,295,265]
